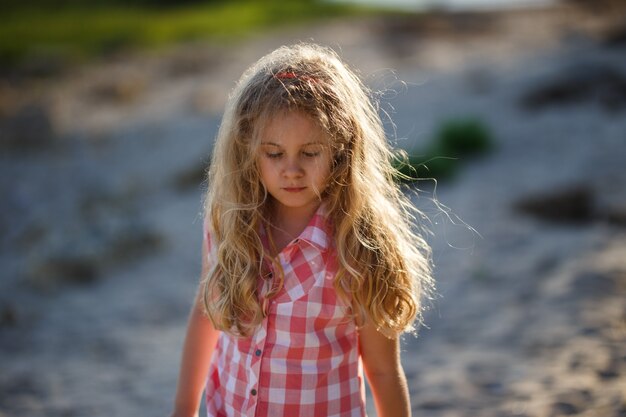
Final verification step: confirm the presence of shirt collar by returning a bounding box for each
[297,202,333,252]
[260,202,333,254]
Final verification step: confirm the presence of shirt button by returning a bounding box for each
[251,388,257,396]
[255,349,262,356]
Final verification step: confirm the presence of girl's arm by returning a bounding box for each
[170,237,221,417]
[359,321,411,417]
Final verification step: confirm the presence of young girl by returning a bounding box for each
[171,43,435,417]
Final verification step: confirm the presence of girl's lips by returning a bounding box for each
[283,187,306,193]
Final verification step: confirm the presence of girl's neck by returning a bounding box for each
[266,200,320,253]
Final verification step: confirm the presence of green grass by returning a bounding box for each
[0,1,387,70]
[394,117,494,182]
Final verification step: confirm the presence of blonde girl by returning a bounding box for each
[171,42,435,417]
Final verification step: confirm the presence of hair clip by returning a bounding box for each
[275,71,298,79]
[274,71,317,83]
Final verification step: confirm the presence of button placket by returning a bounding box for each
[247,314,268,412]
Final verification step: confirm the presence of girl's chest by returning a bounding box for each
[257,243,352,335]
[234,281,355,355]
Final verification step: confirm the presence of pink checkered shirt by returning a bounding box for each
[202,204,366,417]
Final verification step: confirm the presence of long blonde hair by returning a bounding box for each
[202,42,435,337]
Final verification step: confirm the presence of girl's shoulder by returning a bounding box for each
[202,215,212,248]
[202,215,219,267]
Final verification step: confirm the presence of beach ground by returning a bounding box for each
[1,2,625,416]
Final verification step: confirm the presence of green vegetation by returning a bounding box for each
[394,117,494,182]
[0,1,387,71]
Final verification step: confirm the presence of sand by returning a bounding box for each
[1,2,625,416]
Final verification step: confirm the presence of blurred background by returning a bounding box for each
[1,0,625,416]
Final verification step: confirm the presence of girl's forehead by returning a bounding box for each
[260,110,329,144]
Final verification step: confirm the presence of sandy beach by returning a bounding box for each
[1,2,625,416]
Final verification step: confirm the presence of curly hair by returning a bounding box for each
[202,42,435,337]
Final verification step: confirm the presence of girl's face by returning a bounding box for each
[257,110,332,220]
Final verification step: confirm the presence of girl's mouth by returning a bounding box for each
[283,187,306,193]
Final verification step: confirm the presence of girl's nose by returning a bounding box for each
[282,158,304,178]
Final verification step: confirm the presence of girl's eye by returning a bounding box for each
[265,152,282,159]
[303,151,320,158]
